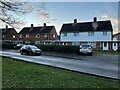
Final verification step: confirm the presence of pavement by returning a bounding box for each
[0,50,119,80]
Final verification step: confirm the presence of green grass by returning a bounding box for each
[93,50,120,55]
[2,57,119,88]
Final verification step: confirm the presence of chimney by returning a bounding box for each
[74,19,77,23]
[92,17,98,30]
[93,17,97,22]
[31,24,33,27]
[44,23,46,27]
[6,25,8,29]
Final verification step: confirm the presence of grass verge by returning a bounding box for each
[2,57,119,88]
[93,50,120,55]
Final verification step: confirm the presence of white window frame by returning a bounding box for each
[63,33,67,36]
[103,31,107,36]
[88,32,94,36]
[88,42,96,48]
[35,41,40,44]
[36,34,40,38]
[13,35,16,38]
[53,34,56,38]
[19,34,22,38]
[44,34,47,37]
[25,41,30,44]
[73,32,79,36]
[26,34,30,38]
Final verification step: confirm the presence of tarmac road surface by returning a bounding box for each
[0,50,119,80]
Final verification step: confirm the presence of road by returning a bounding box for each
[0,50,119,80]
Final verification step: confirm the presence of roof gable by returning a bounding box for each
[0,28,16,35]
[113,32,120,37]
[60,20,113,33]
[19,26,54,34]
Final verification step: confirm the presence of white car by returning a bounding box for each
[79,44,93,55]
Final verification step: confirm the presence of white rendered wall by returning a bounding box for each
[60,31,112,42]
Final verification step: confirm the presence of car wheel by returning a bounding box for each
[39,52,41,55]
[20,51,23,55]
[89,52,92,56]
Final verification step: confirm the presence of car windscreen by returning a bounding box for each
[81,45,91,48]
[30,46,38,49]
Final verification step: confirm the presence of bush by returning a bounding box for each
[36,44,79,54]
[2,43,16,49]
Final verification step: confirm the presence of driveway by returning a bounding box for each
[0,50,119,80]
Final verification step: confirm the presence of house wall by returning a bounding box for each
[113,35,120,41]
[49,27,58,40]
[19,34,50,44]
[19,27,58,44]
[3,29,18,41]
[60,31,112,42]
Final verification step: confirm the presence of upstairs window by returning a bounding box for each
[63,33,67,36]
[88,32,94,36]
[36,34,40,38]
[53,35,56,38]
[13,35,15,38]
[73,32,79,36]
[20,34,22,38]
[103,31,107,36]
[2,35,5,38]
[44,34,47,37]
[26,34,30,38]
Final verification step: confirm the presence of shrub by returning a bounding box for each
[2,43,16,49]
[36,44,79,54]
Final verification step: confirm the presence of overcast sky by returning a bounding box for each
[1,1,119,35]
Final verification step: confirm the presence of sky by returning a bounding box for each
[1,1,119,35]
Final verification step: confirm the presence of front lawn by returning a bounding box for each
[94,50,120,55]
[2,57,119,88]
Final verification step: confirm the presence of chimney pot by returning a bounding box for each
[44,23,46,27]
[31,24,33,27]
[74,19,77,23]
[93,17,97,22]
[6,25,8,29]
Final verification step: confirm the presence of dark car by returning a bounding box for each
[20,45,41,55]
[15,44,24,49]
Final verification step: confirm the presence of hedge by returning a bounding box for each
[1,43,79,54]
[36,44,79,54]
[2,43,16,49]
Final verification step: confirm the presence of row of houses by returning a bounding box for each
[1,17,120,51]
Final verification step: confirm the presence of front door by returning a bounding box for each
[103,42,108,50]
[112,43,118,51]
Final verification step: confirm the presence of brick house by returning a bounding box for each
[113,32,120,41]
[59,17,117,51]
[0,25,18,43]
[19,23,58,44]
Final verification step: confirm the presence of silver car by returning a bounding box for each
[79,44,93,55]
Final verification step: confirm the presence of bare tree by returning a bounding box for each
[0,0,33,28]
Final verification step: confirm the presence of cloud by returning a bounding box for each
[101,14,108,18]
[52,18,57,21]
[36,12,50,19]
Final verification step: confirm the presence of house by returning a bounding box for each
[60,17,113,42]
[113,32,120,41]
[60,17,115,51]
[0,25,18,43]
[19,23,58,44]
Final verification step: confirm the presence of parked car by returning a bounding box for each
[15,44,24,49]
[20,45,41,55]
[79,44,93,55]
